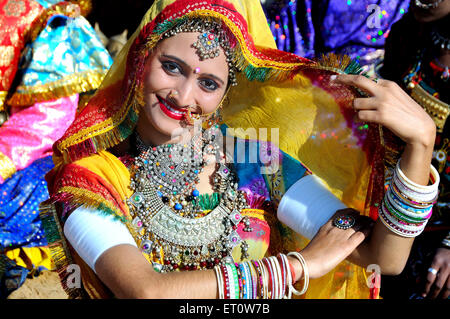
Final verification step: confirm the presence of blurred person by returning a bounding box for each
[262,0,410,75]
[379,0,449,299]
[0,0,112,298]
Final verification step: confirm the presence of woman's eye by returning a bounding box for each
[162,61,181,74]
[200,79,219,91]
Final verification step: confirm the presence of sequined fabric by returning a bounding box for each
[263,0,410,70]
[0,156,53,250]
[0,95,78,183]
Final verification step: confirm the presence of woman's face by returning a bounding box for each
[137,32,229,145]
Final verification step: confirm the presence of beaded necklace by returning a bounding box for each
[127,129,251,272]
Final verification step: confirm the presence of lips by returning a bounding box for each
[157,95,186,120]
[157,95,199,121]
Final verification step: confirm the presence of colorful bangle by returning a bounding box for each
[247,261,258,299]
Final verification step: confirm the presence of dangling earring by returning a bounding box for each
[205,108,222,128]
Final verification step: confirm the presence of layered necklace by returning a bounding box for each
[127,127,251,272]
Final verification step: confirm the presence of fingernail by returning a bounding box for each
[330,75,337,81]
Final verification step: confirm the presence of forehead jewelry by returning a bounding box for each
[193,32,220,60]
[194,67,201,74]
[160,18,238,86]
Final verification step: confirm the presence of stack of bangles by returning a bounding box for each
[379,159,440,237]
[213,252,308,299]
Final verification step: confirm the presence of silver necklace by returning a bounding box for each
[127,130,251,272]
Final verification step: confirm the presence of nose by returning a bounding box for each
[172,79,196,109]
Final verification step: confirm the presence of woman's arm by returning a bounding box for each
[335,74,436,275]
[67,207,370,298]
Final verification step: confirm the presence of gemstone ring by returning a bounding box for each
[332,215,356,230]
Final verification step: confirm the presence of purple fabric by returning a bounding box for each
[263,0,410,65]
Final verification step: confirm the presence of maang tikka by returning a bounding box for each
[161,18,238,86]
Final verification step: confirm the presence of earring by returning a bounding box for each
[206,108,222,128]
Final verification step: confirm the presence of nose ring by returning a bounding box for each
[168,90,179,99]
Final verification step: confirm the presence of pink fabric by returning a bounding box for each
[0,95,78,183]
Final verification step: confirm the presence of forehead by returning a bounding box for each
[155,32,229,73]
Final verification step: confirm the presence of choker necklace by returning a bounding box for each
[127,129,251,272]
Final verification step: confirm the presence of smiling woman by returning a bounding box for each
[40,0,438,299]
[138,32,229,146]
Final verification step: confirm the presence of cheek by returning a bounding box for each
[201,95,223,114]
[143,62,172,95]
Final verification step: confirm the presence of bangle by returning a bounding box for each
[395,160,439,194]
[269,256,283,299]
[259,259,269,299]
[287,252,309,295]
[279,254,292,299]
[247,261,258,299]
[262,258,274,299]
[239,262,251,299]
[252,260,264,298]
[221,264,231,299]
[230,264,240,299]
[214,265,224,299]
[379,204,427,237]
[276,254,287,298]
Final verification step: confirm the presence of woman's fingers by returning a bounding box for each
[422,248,450,298]
[443,277,450,299]
[333,74,380,96]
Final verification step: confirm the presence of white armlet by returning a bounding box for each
[277,175,347,239]
[63,206,137,273]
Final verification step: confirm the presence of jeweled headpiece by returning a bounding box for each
[159,18,238,86]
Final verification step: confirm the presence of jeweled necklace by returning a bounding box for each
[127,129,251,272]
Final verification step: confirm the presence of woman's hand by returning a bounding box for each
[333,74,436,149]
[422,247,450,299]
[291,209,374,280]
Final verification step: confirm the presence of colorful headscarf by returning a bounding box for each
[43,0,392,299]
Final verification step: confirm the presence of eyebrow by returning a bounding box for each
[161,54,225,85]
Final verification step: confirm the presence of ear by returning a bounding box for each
[121,29,128,40]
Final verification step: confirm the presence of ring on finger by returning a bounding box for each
[428,267,438,276]
[333,215,356,230]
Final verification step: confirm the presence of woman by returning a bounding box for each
[41,0,437,299]
[379,0,450,299]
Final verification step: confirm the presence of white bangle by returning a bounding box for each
[287,252,309,295]
[279,254,293,299]
[395,160,439,195]
[268,256,283,299]
[214,265,224,299]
